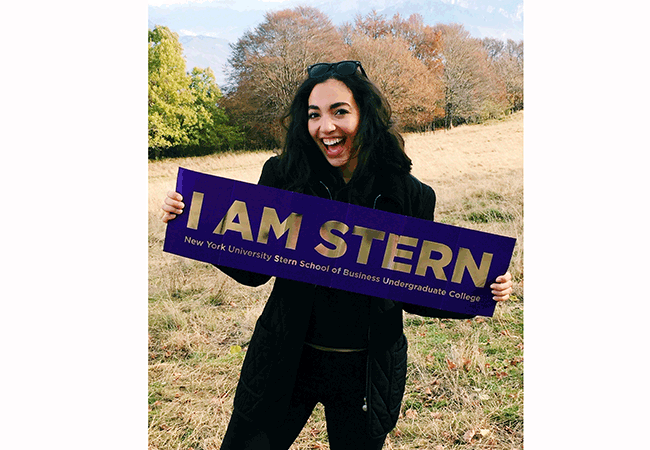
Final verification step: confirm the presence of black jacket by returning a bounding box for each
[221,156,474,438]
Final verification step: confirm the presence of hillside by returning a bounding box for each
[148,112,523,450]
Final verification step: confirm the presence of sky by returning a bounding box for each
[146,0,523,13]
[146,0,524,20]
[147,0,525,41]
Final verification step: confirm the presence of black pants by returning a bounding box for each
[220,344,387,450]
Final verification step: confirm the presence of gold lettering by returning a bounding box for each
[415,240,453,280]
[213,200,253,241]
[451,247,493,288]
[314,220,349,258]
[381,233,418,274]
[351,226,386,265]
[186,191,204,230]
[257,207,303,250]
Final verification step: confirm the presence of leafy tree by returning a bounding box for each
[148,25,243,158]
[186,67,244,153]
[148,26,196,154]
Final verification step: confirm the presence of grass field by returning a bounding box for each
[148,111,523,450]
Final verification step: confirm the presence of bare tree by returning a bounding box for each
[353,10,391,39]
[482,37,524,112]
[350,11,445,130]
[222,8,521,146]
[436,24,506,128]
[503,39,524,111]
[388,13,444,74]
[224,7,347,147]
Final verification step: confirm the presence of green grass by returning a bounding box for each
[395,301,523,448]
[464,208,514,223]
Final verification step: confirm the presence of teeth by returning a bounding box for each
[323,138,343,146]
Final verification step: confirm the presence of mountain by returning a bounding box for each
[179,35,231,87]
[148,0,523,88]
[148,3,269,42]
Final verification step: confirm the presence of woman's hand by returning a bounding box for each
[490,271,513,302]
[161,191,184,223]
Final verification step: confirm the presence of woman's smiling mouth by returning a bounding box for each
[322,137,347,156]
[323,138,343,146]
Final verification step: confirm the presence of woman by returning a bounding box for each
[162,60,513,449]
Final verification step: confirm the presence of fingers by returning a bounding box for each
[165,191,184,210]
[493,271,512,284]
[490,271,513,302]
[492,288,512,302]
[162,199,184,214]
[161,191,184,223]
[162,212,176,223]
[167,191,183,202]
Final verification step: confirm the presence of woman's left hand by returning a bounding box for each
[490,271,513,302]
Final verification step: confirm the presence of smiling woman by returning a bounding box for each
[160,60,514,450]
[274,60,414,195]
[307,79,361,182]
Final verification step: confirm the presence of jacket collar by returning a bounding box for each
[310,168,405,214]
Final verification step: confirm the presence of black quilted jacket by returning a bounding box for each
[220,156,474,438]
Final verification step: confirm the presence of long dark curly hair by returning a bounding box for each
[277,68,412,191]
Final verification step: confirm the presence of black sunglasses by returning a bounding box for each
[307,60,368,79]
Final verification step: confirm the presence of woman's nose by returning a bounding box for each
[321,115,336,133]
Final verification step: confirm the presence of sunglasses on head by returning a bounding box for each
[307,60,368,79]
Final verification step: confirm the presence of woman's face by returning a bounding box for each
[307,78,360,182]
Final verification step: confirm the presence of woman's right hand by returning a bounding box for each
[161,191,184,223]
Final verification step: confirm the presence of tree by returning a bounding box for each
[148,26,196,153]
[502,39,524,111]
[507,39,524,110]
[387,13,444,74]
[186,67,244,153]
[435,24,507,127]
[481,38,523,112]
[346,32,442,131]
[482,37,505,60]
[353,9,391,39]
[148,26,243,158]
[349,12,444,130]
[224,7,348,147]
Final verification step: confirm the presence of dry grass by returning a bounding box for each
[148,112,523,449]
[408,113,523,297]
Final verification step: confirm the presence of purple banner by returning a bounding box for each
[163,168,516,317]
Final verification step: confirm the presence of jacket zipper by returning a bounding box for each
[319,181,333,201]
[364,324,371,414]
[372,194,382,209]
[320,178,374,417]
[313,180,335,297]
[363,196,382,416]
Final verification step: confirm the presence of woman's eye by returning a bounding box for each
[335,109,349,116]
[308,112,319,120]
